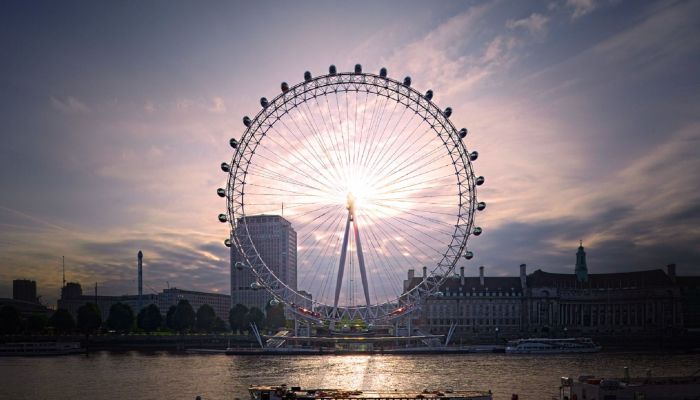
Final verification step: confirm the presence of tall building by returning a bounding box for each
[12,279,37,303]
[231,215,297,311]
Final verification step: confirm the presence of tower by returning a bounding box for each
[138,250,143,311]
[575,241,588,283]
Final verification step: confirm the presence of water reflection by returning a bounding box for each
[2,352,700,400]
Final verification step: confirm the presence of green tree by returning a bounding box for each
[0,305,21,335]
[165,305,177,330]
[173,300,195,332]
[212,317,227,332]
[77,303,102,337]
[246,307,265,331]
[264,303,286,330]
[49,308,75,334]
[228,304,248,333]
[137,304,162,332]
[195,304,216,332]
[26,314,48,334]
[106,303,134,333]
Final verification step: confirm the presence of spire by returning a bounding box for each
[575,241,588,283]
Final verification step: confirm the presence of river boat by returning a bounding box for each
[249,386,492,400]
[505,338,601,354]
[558,373,700,400]
[0,342,84,356]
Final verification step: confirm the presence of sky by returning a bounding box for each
[1,0,699,307]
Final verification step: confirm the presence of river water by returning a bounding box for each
[2,352,700,400]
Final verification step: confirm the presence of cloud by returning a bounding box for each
[506,13,550,38]
[50,96,90,114]
[567,0,598,19]
[208,97,227,113]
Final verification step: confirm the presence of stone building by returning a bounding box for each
[405,243,686,338]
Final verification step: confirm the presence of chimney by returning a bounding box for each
[520,264,527,290]
[423,266,427,280]
[479,266,485,286]
[460,266,465,286]
[667,264,676,283]
[408,269,415,281]
[138,250,143,311]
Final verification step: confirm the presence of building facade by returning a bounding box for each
[57,284,230,322]
[12,279,37,303]
[406,244,687,338]
[231,215,298,311]
[157,287,230,321]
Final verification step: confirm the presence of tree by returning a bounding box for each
[49,308,75,334]
[228,304,248,333]
[173,300,195,332]
[212,317,227,332]
[195,304,216,332]
[77,303,102,336]
[264,303,286,330]
[165,305,177,330]
[246,307,265,331]
[0,305,21,335]
[26,314,48,334]
[137,304,162,332]
[106,303,134,333]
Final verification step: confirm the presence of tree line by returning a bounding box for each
[0,301,287,335]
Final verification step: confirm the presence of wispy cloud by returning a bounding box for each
[506,13,550,38]
[50,96,90,114]
[567,0,598,19]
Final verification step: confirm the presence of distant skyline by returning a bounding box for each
[1,0,699,305]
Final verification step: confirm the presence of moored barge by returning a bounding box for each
[249,386,492,400]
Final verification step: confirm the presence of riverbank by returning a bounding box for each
[2,333,699,353]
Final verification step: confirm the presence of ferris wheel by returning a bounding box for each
[218,64,485,325]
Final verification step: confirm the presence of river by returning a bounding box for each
[2,352,700,399]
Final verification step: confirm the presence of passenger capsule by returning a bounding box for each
[476,176,485,186]
[270,299,280,306]
[235,261,245,270]
[444,107,453,118]
[329,65,337,75]
[304,71,312,82]
[229,138,238,149]
[469,151,478,161]
[459,128,468,139]
[425,90,433,101]
[281,82,289,93]
[403,76,412,87]
[224,238,232,247]
[354,64,362,73]
[477,202,487,211]
[220,162,230,172]
[464,251,474,260]
[260,97,269,108]
[250,282,262,290]
[379,67,387,78]
[435,291,444,297]
[473,227,483,236]
[243,116,251,127]
[216,188,226,198]
[218,214,227,223]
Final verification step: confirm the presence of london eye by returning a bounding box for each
[218,64,485,325]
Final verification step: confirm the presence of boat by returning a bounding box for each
[0,342,84,356]
[559,372,700,400]
[505,338,601,354]
[249,386,492,400]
